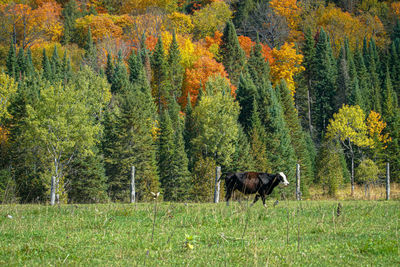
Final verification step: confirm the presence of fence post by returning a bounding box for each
[386,162,390,200]
[214,166,221,203]
[50,176,55,206]
[296,163,301,201]
[130,166,135,203]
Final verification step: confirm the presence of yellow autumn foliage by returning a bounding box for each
[270,42,304,96]
[366,110,391,149]
[326,105,374,148]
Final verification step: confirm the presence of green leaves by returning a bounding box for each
[191,75,240,166]
[326,104,374,148]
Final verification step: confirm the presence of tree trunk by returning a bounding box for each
[351,155,354,196]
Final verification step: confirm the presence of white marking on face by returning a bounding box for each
[279,172,289,186]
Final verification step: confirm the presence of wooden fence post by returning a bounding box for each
[214,166,221,203]
[50,176,55,206]
[386,162,390,200]
[296,164,301,201]
[130,166,135,203]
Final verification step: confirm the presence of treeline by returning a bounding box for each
[0,0,399,203]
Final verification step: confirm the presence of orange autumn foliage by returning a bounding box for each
[366,111,391,149]
[75,14,133,44]
[180,56,232,108]
[391,2,400,17]
[0,1,63,47]
[270,0,301,29]
[238,35,274,64]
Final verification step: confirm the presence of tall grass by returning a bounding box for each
[0,201,399,266]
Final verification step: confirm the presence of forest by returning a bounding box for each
[0,0,399,203]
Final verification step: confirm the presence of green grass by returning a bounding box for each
[0,200,399,266]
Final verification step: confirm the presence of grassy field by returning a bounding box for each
[0,200,399,266]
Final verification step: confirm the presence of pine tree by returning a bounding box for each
[16,47,26,79]
[83,27,98,71]
[61,0,80,45]
[336,45,350,109]
[128,50,142,84]
[263,81,297,186]
[233,0,255,29]
[247,35,269,87]
[104,87,159,201]
[105,52,114,84]
[389,41,400,91]
[296,27,315,135]
[184,93,196,171]
[51,46,62,80]
[316,139,344,197]
[236,69,258,133]
[249,99,269,171]
[354,50,371,111]
[111,50,129,94]
[103,59,159,201]
[231,126,254,172]
[151,36,168,111]
[277,81,314,196]
[312,28,337,139]
[168,31,184,98]
[66,148,108,203]
[382,67,398,120]
[159,96,191,201]
[220,20,246,86]
[61,51,72,82]
[42,49,52,80]
[158,109,176,200]
[392,19,400,41]
[6,42,16,78]
[25,48,35,76]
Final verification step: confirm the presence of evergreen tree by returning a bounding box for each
[42,49,52,80]
[236,69,258,133]
[61,51,72,82]
[104,88,159,201]
[111,50,129,94]
[296,27,315,134]
[316,139,344,197]
[103,61,159,201]
[389,41,400,91]
[336,45,350,109]
[277,81,314,196]
[354,50,371,111]
[220,20,246,86]
[168,31,184,98]
[16,47,26,79]
[151,36,168,111]
[83,27,98,71]
[158,108,175,199]
[25,48,35,76]
[382,67,398,120]
[6,42,16,78]
[184,93,196,171]
[312,28,337,139]
[392,19,400,41]
[262,81,297,184]
[51,46,62,80]
[247,35,269,87]
[128,50,142,84]
[61,0,80,45]
[231,126,254,172]
[233,0,255,29]
[105,52,114,84]
[66,148,108,203]
[249,99,269,171]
